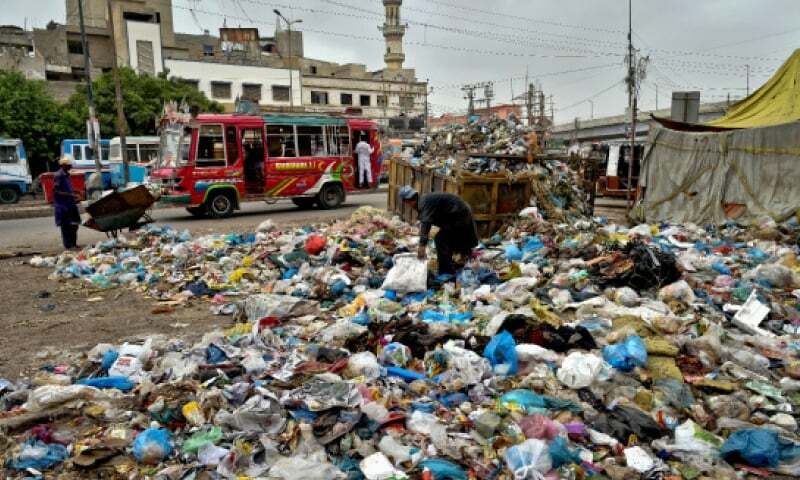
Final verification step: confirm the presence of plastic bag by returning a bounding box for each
[549,436,582,468]
[77,376,135,392]
[658,280,696,303]
[183,426,223,454]
[672,420,722,454]
[519,414,562,441]
[499,389,580,414]
[182,401,206,426]
[602,335,647,371]
[7,440,68,471]
[380,342,412,367]
[360,452,408,480]
[483,330,518,375]
[133,427,172,465]
[418,458,467,479]
[381,253,428,293]
[504,439,552,479]
[304,234,327,255]
[23,384,101,411]
[557,352,605,389]
[345,351,382,380]
[719,428,800,468]
[378,435,421,466]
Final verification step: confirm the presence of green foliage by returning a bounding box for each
[0,71,66,174]
[0,68,221,175]
[64,67,223,137]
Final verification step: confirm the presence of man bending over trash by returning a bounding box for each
[398,185,479,275]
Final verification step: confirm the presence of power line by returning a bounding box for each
[431,63,619,90]
[556,80,624,113]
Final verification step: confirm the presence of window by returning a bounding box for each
[196,124,227,167]
[203,44,214,56]
[296,126,325,157]
[125,145,139,162]
[225,126,238,165]
[136,40,155,75]
[242,83,262,102]
[360,95,371,107]
[377,95,388,107]
[110,144,122,161]
[179,79,199,90]
[71,145,83,161]
[0,146,18,164]
[340,93,352,105]
[138,144,159,164]
[399,95,415,110]
[272,85,291,102]
[266,125,296,157]
[211,81,232,100]
[67,40,83,55]
[310,91,329,105]
[325,125,350,156]
[310,66,317,74]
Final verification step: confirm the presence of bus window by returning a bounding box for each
[72,145,83,161]
[196,124,227,167]
[297,125,325,156]
[266,125,296,158]
[225,125,239,166]
[337,126,351,155]
[139,144,159,164]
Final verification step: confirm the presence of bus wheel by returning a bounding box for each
[318,183,344,209]
[291,197,316,209]
[0,187,19,204]
[207,191,235,218]
[186,206,207,218]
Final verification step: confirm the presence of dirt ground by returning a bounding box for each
[0,257,231,379]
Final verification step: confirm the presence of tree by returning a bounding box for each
[63,68,223,138]
[0,71,67,176]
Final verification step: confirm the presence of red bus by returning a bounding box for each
[149,112,382,218]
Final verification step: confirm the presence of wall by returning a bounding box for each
[164,59,301,109]
[301,75,426,122]
[125,21,163,74]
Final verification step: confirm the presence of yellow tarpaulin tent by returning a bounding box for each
[707,48,800,129]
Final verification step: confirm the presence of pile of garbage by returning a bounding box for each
[11,208,800,478]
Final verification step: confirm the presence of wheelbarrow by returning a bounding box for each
[83,185,157,238]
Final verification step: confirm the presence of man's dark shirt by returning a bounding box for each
[418,192,474,244]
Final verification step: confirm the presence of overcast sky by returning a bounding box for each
[3,0,800,123]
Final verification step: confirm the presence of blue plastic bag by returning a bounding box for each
[484,330,518,375]
[101,350,119,371]
[384,366,427,382]
[133,428,172,465]
[78,376,135,392]
[504,244,523,261]
[418,458,468,480]
[206,344,228,364]
[549,436,582,468]
[602,335,647,371]
[499,389,581,413]
[522,236,544,254]
[720,428,800,468]
[8,440,68,471]
[712,262,732,275]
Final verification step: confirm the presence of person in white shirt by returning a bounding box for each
[354,136,374,188]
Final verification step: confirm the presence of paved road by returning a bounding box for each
[0,192,388,255]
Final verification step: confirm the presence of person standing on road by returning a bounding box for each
[53,155,81,250]
[398,186,479,275]
[354,136,374,189]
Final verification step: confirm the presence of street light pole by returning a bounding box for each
[274,10,302,111]
[77,0,102,175]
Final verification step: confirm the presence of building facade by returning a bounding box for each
[1,0,427,128]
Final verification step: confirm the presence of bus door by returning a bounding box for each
[351,128,379,189]
[239,125,266,194]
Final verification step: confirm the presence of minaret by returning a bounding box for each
[379,0,406,71]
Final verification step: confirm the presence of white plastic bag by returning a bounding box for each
[381,254,428,293]
[504,439,552,479]
[557,352,606,389]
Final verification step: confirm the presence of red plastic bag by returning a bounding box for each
[519,414,561,440]
[304,234,327,255]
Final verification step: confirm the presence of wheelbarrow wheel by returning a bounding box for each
[186,206,207,218]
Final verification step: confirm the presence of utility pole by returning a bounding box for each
[462,85,476,117]
[746,64,750,95]
[587,99,594,120]
[526,83,534,127]
[274,10,302,111]
[423,79,432,130]
[107,0,129,185]
[626,0,635,211]
[655,84,658,110]
[77,0,102,175]
[484,83,493,113]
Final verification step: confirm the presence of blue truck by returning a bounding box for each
[0,138,31,204]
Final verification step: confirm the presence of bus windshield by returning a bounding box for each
[157,125,191,169]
